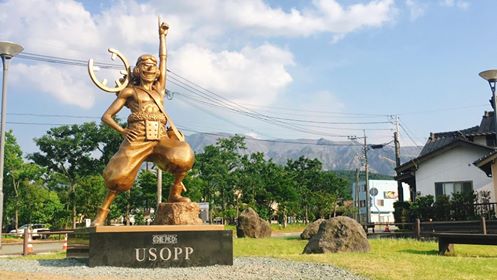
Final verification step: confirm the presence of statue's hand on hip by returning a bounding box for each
[122,128,139,142]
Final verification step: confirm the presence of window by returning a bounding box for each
[434,181,473,198]
[359,200,366,207]
[377,199,384,206]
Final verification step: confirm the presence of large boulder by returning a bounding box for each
[153,202,202,225]
[236,208,271,238]
[303,216,369,254]
[300,218,326,239]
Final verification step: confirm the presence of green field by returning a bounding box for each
[11,235,497,279]
[235,237,497,280]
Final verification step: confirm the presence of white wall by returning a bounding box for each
[353,179,410,223]
[415,145,493,200]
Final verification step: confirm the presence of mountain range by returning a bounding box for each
[186,133,421,176]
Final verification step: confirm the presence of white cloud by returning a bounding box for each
[163,0,397,38]
[0,0,396,109]
[314,0,395,33]
[170,43,294,106]
[0,0,100,57]
[11,64,96,109]
[405,0,426,20]
[440,0,469,9]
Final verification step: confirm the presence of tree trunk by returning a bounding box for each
[72,204,77,229]
[71,183,77,229]
[125,202,130,225]
[13,179,20,230]
[283,208,287,228]
[15,208,18,230]
[333,201,338,217]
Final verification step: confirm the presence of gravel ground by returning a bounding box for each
[0,257,368,280]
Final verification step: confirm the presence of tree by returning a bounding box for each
[75,175,107,223]
[18,180,63,227]
[285,156,323,223]
[3,130,24,230]
[111,169,160,225]
[29,122,121,228]
[195,135,246,224]
[312,171,349,218]
[2,131,63,230]
[284,157,349,222]
[238,153,299,223]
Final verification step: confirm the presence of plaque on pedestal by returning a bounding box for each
[67,225,232,268]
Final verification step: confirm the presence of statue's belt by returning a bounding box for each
[128,112,167,124]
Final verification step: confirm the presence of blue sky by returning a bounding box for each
[0,0,495,156]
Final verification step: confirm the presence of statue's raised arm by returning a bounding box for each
[157,18,168,94]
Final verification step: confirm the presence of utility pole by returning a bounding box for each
[392,115,403,201]
[363,130,370,225]
[355,168,360,223]
[348,131,370,225]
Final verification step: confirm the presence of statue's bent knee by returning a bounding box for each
[103,166,134,193]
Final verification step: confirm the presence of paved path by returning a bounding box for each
[0,241,64,256]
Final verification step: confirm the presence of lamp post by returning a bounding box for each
[479,69,497,144]
[0,41,23,247]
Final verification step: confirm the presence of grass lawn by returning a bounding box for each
[9,233,497,279]
[235,237,497,280]
[224,223,306,234]
[1,236,23,244]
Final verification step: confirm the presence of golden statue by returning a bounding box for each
[89,19,195,226]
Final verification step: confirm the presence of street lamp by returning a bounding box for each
[0,41,23,248]
[479,69,497,144]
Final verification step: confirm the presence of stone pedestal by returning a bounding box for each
[67,225,233,268]
[154,202,202,225]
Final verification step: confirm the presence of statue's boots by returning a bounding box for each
[91,207,110,227]
[168,183,191,203]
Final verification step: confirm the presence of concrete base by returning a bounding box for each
[67,225,232,268]
[154,202,203,225]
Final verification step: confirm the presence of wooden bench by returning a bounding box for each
[432,233,497,255]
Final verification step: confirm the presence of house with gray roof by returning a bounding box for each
[395,111,496,202]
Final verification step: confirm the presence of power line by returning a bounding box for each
[17,51,491,118]
[236,102,390,118]
[399,122,423,150]
[7,120,362,147]
[8,113,100,119]
[174,96,273,139]
[7,121,75,126]
[8,111,392,132]
[18,52,122,69]
[168,80,356,138]
[176,127,362,147]
[17,52,394,120]
[397,104,488,116]
[14,51,394,138]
